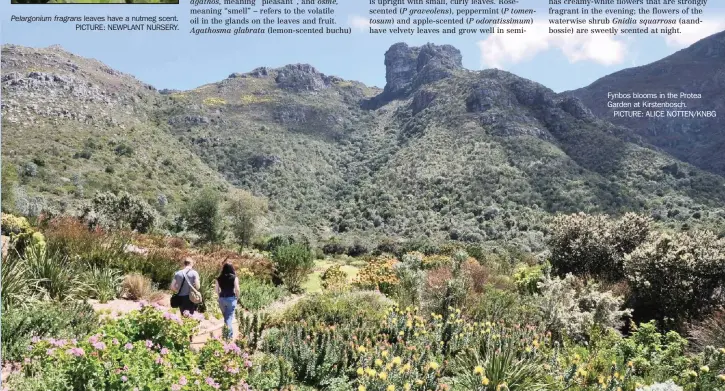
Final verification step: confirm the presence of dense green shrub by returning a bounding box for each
[281,291,393,326]
[237,277,286,310]
[81,191,158,233]
[536,273,632,342]
[272,243,315,293]
[548,212,651,281]
[1,300,98,363]
[624,230,725,327]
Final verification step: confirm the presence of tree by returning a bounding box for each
[225,189,268,249]
[182,188,224,244]
[272,243,314,293]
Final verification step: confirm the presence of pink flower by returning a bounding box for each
[226,366,239,374]
[31,336,40,343]
[67,347,85,357]
[160,348,170,355]
[112,339,120,345]
[121,376,128,382]
[245,360,252,368]
[46,348,56,356]
[125,343,134,350]
[88,335,99,344]
[92,342,106,351]
[193,368,202,375]
[145,340,153,348]
[139,300,148,307]
[155,357,164,365]
[171,385,181,391]
[183,310,191,317]
[179,376,188,386]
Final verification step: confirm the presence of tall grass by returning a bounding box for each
[1,253,37,310]
[82,265,123,303]
[23,245,84,301]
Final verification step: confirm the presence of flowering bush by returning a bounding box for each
[7,304,257,391]
[355,257,400,296]
[322,264,349,292]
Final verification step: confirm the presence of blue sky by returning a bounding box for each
[1,1,724,92]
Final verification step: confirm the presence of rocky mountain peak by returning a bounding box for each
[274,63,333,92]
[365,42,463,109]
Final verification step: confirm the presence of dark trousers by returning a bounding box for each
[178,295,198,315]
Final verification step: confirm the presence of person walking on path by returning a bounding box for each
[215,262,240,340]
[170,257,201,315]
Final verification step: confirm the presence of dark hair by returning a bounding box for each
[217,263,236,286]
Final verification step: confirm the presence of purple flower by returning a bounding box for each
[182,310,191,317]
[46,348,56,355]
[139,300,148,307]
[31,336,40,343]
[226,366,239,374]
[125,343,134,350]
[121,376,128,382]
[112,339,120,345]
[88,335,99,344]
[245,360,252,368]
[223,342,242,355]
[205,377,215,386]
[145,340,153,348]
[160,348,170,355]
[92,342,106,351]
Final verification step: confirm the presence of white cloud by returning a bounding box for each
[348,15,378,32]
[477,21,627,69]
[664,18,725,47]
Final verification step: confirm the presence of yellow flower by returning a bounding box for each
[700,366,710,373]
[357,346,367,353]
[496,383,507,391]
[382,350,389,358]
[386,386,395,391]
[357,368,364,376]
[474,366,484,375]
[481,376,490,386]
[428,361,439,370]
[719,374,725,381]
[403,383,411,391]
[598,376,604,384]
[375,359,383,367]
[358,387,366,391]
[392,356,402,366]
[401,363,411,372]
[415,380,424,385]
[406,321,413,328]
[627,361,634,368]
[379,372,388,381]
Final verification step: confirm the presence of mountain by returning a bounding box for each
[568,30,725,176]
[3,42,725,250]
[0,44,232,216]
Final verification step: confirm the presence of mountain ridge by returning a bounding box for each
[3,39,725,249]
